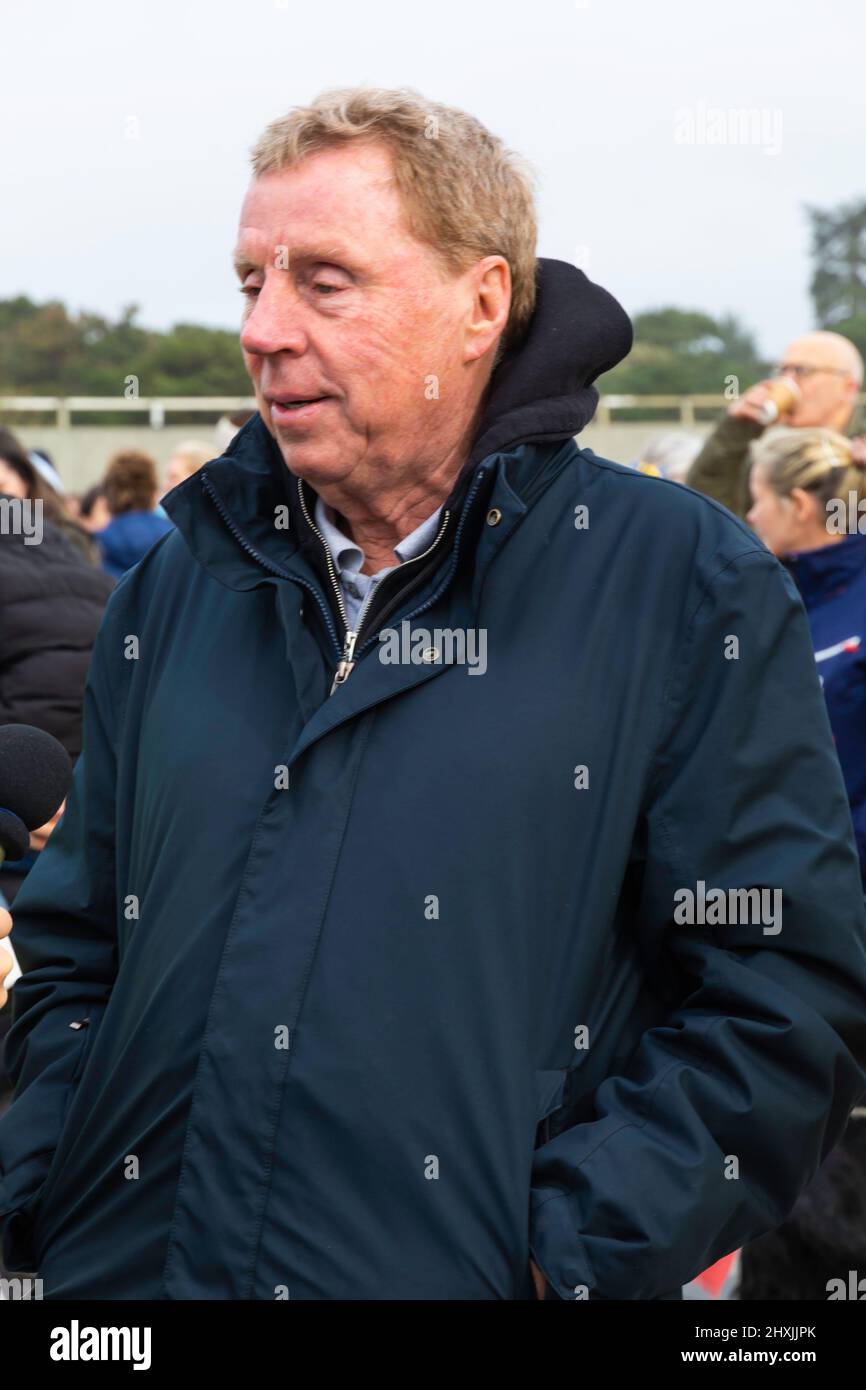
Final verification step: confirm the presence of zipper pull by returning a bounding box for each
[330,630,359,695]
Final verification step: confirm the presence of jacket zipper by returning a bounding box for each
[203,463,491,696]
[295,479,452,695]
[201,474,343,662]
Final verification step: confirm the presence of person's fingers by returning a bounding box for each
[728,383,771,419]
[0,908,12,1009]
[0,949,10,1009]
[742,386,772,406]
[729,398,768,424]
[529,1257,547,1299]
[29,802,65,853]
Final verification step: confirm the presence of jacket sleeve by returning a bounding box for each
[686,414,763,518]
[529,546,866,1300]
[0,598,121,1271]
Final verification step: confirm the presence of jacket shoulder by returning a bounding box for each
[573,445,775,575]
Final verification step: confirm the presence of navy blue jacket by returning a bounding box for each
[786,535,866,889]
[2,261,866,1300]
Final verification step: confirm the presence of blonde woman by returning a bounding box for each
[162,440,214,497]
[747,426,866,885]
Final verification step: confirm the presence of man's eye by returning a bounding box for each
[313,282,343,295]
[239,284,260,297]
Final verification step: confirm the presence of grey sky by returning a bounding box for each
[2,0,863,363]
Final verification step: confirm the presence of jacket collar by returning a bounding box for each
[162,256,633,590]
[785,534,866,606]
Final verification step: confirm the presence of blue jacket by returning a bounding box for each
[2,261,866,1301]
[786,535,866,890]
[95,510,174,580]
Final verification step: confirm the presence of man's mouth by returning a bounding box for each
[269,396,332,425]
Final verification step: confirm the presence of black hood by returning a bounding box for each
[467,256,633,468]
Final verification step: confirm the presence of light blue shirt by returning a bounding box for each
[313,495,443,631]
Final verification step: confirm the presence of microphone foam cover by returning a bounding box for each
[0,807,30,861]
[0,724,72,830]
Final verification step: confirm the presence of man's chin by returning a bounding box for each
[272,439,348,490]
[788,409,830,430]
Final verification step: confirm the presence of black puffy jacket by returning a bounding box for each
[0,503,114,761]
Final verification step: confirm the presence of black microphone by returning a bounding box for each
[0,724,72,865]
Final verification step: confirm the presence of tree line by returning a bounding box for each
[1,199,863,403]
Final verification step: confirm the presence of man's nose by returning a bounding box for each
[240,280,308,357]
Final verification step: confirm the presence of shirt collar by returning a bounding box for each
[313,494,443,576]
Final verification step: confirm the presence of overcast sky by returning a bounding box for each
[2,0,863,361]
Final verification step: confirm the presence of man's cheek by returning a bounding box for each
[242,346,261,375]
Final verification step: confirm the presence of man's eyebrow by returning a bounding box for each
[232,248,258,277]
[232,243,359,277]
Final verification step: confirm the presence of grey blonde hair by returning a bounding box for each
[748,426,866,509]
[170,440,213,479]
[249,87,539,359]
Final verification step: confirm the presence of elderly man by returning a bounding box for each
[1,88,866,1302]
[688,330,865,516]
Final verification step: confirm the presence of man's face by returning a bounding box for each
[781,335,859,431]
[234,143,490,497]
[164,455,189,494]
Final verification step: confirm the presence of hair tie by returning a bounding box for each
[823,440,858,470]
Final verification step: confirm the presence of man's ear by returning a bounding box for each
[464,257,511,365]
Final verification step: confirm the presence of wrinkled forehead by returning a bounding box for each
[234,144,409,264]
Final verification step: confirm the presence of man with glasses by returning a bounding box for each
[688,330,865,516]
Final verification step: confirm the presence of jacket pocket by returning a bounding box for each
[65,1017,95,1093]
[22,1016,98,1270]
[534,1068,568,1148]
[44,1015,96,1179]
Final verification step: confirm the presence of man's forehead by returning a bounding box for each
[785,333,849,367]
[234,155,405,267]
[241,147,397,218]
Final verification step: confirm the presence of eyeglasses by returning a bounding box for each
[774,363,853,381]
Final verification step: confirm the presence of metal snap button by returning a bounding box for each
[486,507,502,526]
[421,647,439,663]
